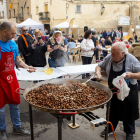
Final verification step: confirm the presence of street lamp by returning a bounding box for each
[101,6,105,15]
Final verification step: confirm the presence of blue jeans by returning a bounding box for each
[48,58,65,68]
[0,104,21,130]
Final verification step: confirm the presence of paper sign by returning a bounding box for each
[136,25,140,29]
[131,28,134,31]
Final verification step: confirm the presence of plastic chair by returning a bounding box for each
[68,48,80,63]
[76,47,82,62]
[98,51,104,60]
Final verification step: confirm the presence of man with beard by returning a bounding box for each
[18,26,34,65]
[0,22,36,140]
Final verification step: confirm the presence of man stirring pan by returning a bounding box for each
[0,22,36,140]
[95,42,140,140]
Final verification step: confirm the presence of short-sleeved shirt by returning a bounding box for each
[98,53,140,85]
[0,40,19,60]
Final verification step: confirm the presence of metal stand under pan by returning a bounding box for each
[29,100,111,140]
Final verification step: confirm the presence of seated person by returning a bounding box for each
[113,37,121,44]
[96,40,103,62]
[128,42,140,61]
[78,36,83,43]
[100,38,105,47]
[99,36,103,43]
[105,36,112,46]
[128,37,133,46]
[66,38,77,56]
[123,39,130,49]
[100,38,107,57]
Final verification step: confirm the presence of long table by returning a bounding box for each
[56,64,98,75]
[16,64,98,81]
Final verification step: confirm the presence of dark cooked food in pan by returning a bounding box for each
[26,83,109,109]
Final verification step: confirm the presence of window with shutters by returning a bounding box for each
[36,6,39,15]
[45,4,48,12]
[13,9,15,17]
[21,7,23,16]
[9,10,11,18]
[2,11,4,18]
[27,7,29,13]
[76,5,81,13]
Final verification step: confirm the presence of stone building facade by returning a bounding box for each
[6,0,140,38]
[0,0,7,19]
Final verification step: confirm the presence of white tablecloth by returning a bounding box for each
[56,64,98,75]
[15,67,67,81]
[103,48,111,51]
[15,64,98,80]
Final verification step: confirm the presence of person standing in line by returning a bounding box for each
[119,29,123,39]
[47,27,67,68]
[91,31,99,63]
[28,27,34,37]
[107,29,111,36]
[81,30,95,79]
[110,29,116,42]
[18,26,34,65]
[0,22,36,140]
[133,32,138,42]
[102,30,107,39]
[116,30,121,40]
[28,29,47,67]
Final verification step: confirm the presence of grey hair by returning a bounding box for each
[112,42,128,54]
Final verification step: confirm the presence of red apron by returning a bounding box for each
[0,44,20,109]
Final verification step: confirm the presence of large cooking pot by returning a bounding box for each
[16,79,113,114]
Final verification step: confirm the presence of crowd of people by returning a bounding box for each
[17,26,140,80]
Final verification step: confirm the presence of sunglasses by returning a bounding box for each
[23,29,28,32]
[56,28,61,31]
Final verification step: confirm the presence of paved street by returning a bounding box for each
[3,60,140,140]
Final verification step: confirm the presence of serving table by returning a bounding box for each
[102,48,111,51]
[56,64,98,75]
[15,67,67,81]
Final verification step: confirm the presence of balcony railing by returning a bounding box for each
[18,14,24,21]
[0,16,4,19]
[39,12,50,21]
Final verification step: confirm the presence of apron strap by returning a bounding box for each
[0,46,1,60]
[0,42,12,61]
[8,42,12,51]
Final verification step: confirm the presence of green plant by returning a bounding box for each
[39,17,43,20]
[39,12,43,16]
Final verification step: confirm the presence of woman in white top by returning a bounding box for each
[81,30,95,79]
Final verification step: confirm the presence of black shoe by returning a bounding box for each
[0,130,7,140]
[126,134,133,140]
[13,126,30,136]
[100,129,113,137]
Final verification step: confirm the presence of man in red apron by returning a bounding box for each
[95,42,140,140]
[0,22,36,140]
